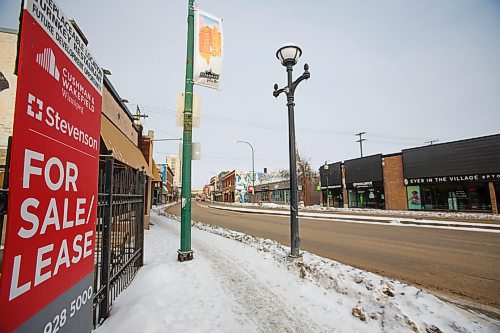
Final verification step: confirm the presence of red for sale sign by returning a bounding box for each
[0,0,103,332]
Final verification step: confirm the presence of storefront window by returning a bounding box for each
[417,182,491,212]
[348,187,385,209]
[348,189,355,208]
[333,189,343,207]
[323,188,343,207]
[272,189,289,204]
[407,186,423,210]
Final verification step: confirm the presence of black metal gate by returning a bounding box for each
[0,137,12,270]
[93,155,145,328]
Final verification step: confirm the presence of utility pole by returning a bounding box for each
[424,139,439,145]
[355,132,366,157]
[178,0,195,262]
[133,105,149,122]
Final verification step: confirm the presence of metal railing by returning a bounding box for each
[93,155,145,328]
[0,136,12,271]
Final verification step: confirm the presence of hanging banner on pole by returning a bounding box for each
[0,0,102,332]
[194,9,223,90]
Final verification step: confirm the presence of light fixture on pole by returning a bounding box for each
[273,43,310,259]
[323,161,330,208]
[235,140,255,203]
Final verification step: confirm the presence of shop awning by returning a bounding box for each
[152,162,162,182]
[100,115,153,177]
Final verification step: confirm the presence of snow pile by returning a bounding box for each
[157,209,498,332]
[96,208,498,332]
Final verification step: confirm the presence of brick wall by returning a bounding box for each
[140,137,152,165]
[489,182,498,214]
[383,155,407,210]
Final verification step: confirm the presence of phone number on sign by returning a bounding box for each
[43,286,93,333]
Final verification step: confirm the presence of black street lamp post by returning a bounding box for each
[324,162,330,208]
[273,44,310,258]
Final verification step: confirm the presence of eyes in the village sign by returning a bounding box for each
[404,173,500,185]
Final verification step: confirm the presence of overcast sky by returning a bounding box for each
[1,0,500,188]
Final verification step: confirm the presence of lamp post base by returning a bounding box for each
[287,253,303,262]
[177,250,194,262]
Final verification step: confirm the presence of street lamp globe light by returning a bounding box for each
[276,44,302,66]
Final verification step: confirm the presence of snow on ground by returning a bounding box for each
[95,208,499,333]
[219,202,500,221]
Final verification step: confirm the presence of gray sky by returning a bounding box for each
[1,0,500,188]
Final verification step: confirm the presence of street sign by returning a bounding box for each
[0,1,103,332]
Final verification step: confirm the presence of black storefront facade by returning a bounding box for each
[319,162,343,207]
[402,134,500,212]
[345,154,385,209]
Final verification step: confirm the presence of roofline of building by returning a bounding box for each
[103,75,138,129]
[221,170,235,180]
[0,27,18,34]
[344,153,383,163]
[257,179,290,187]
[402,133,500,152]
[315,133,500,172]
[382,152,402,158]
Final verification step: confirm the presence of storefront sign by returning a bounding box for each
[404,173,500,185]
[320,184,342,190]
[194,10,223,90]
[352,181,373,188]
[0,1,102,332]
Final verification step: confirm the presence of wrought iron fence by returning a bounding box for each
[0,137,12,271]
[93,155,145,328]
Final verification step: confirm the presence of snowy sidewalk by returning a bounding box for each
[94,211,499,333]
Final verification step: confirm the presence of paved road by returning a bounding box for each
[166,202,500,316]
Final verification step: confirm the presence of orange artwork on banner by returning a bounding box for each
[194,10,223,90]
[198,24,222,64]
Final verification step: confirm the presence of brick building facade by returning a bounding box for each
[221,170,235,202]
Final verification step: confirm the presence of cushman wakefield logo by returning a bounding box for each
[36,47,60,81]
[36,47,95,115]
